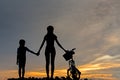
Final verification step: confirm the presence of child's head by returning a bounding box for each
[19,39,25,47]
[47,25,54,33]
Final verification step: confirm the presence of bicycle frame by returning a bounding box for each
[63,48,81,80]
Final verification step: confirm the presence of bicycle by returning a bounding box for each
[63,48,81,80]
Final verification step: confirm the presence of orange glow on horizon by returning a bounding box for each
[0,69,117,80]
[78,62,120,73]
[1,62,120,80]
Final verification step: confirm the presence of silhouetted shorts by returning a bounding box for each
[18,59,26,68]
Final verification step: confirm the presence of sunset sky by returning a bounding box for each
[0,0,120,80]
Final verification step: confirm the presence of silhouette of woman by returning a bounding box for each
[38,25,66,79]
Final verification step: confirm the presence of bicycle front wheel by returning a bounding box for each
[67,68,80,80]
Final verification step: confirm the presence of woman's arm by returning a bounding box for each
[37,37,46,55]
[55,38,66,52]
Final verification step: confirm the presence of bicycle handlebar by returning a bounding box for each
[71,48,76,51]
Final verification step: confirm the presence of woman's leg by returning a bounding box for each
[51,48,56,78]
[45,50,50,78]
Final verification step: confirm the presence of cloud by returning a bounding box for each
[77,54,120,80]
[0,0,120,80]
[91,55,120,63]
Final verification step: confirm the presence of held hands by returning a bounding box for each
[36,50,40,56]
[16,61,18,65]
[36,52,40,56]
[64,49,68,53]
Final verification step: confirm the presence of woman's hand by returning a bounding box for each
[36,50,40,56]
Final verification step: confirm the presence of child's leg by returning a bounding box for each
[22,66,25,78]
[18,66,21,78]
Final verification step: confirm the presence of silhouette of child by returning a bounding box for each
[37,25,66,79]
[16,39,37,79]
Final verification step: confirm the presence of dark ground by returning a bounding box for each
[8,77,89,80]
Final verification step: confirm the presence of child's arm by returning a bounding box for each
[16,48,19,65]
[26,47,37,55]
